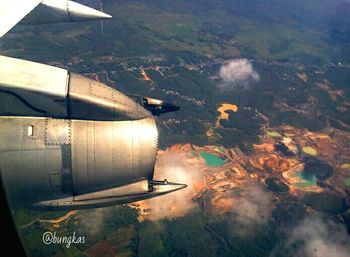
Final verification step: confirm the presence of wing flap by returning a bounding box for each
[0,0,42,38]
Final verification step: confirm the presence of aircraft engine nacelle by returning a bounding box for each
[0,55,185,210]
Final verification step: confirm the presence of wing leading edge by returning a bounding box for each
[0,0,112,38]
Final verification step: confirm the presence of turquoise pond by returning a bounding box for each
[295,172,317,188]
[199,152,225,167]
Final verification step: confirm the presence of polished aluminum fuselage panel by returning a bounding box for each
[0,116,158,204]
[71,117,158,195]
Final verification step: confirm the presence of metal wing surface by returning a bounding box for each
[0,0,42,38]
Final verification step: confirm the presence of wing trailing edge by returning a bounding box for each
[0,0,112,38]
[0,0,42,38]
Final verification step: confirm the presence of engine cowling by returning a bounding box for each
[0,55,185,210]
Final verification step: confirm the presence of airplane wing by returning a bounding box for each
[0,0,42,38]
[0,0,112,39]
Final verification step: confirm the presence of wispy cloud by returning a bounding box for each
[230,184,273,235]
[287,216,350,257]
[140,152,205,220]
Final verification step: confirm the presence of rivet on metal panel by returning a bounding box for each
[90,80,113,99]
[152,119,158,170]
[48,172,61,188]
[45,118,71,145]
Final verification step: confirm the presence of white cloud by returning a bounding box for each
[218,58,260,89]
[230,184,273,235]
[141,152,205,221]
[287,216,350,257]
